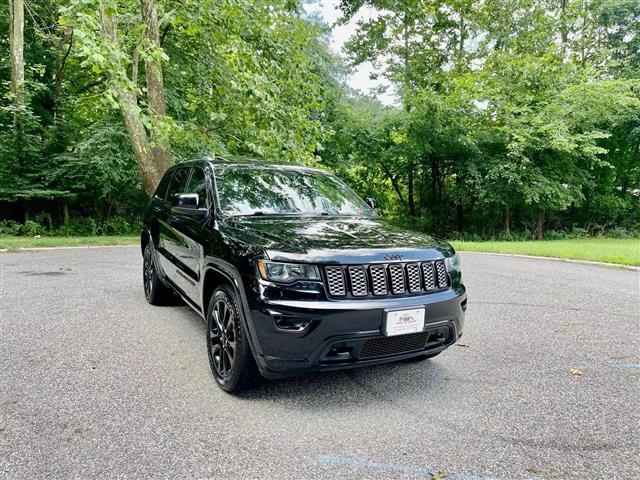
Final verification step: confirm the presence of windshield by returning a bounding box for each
[214,166,374,217]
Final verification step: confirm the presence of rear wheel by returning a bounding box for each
[143,242,173,305]
[206,285,259,393]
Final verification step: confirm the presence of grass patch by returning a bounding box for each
[0,235,138,250]
[451,238,640,267]
[2,235,638,267]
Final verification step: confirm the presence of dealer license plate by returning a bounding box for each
[384,308,425,337]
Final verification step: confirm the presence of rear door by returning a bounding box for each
[147,169,174,277]
[157,166,192,294]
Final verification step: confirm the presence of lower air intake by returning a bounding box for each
[359,332,431,359]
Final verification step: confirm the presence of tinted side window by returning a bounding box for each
[154,171,173,200]
[184,167,208,208]
[166,168,190,203]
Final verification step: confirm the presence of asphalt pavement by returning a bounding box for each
[1,247,639,480]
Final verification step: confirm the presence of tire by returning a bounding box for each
[206,285,259,393]
[142,242,173,305]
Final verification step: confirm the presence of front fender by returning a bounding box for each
[201,260,265,368]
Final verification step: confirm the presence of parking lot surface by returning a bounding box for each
[1,247,639,479]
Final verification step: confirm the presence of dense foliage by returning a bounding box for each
[1,0,638,238]
[324,0,640,239]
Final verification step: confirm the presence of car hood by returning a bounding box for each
[221,216,453,263]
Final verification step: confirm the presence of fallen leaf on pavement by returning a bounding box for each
[570,368,584,376]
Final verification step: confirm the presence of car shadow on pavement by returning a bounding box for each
[235,358,447,409]
[177,304,448,410]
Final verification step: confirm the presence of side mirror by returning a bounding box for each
[174,193,199,209]
[364,197,377,210]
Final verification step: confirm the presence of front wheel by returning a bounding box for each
[206,285,259,393]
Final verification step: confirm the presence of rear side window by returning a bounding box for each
[154,171,173,200]
[184,167,208,208]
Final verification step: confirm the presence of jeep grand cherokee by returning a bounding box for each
[141,156,467,392]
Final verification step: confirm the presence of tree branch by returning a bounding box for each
[160,23,172,46]
[56,29,74,80]
[131,49,139,90]
[380,160,406,206]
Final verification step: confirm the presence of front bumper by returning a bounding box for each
[247,287,467,379]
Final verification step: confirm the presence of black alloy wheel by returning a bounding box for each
[209,295,237,378]
[142,242,172,305]
[143,244,155,300]
[206,286,259,392]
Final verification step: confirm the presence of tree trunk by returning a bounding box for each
[430,156,439,207]
[53,30,73,124]
[403,10,410,111]
[99,1,162,196]
[103,194,113,222]
[456,201,464,233]
[9,0,24,127]
[419,160,429,217]
[457,13,465,72]
[62,202,70,225]
[407,161,416,217]
[535,210,545,240]
[117,88,160,195]
[503,205,510,236]
[560,0,568,44]
[455,176,464,233]
[140,0,171,176]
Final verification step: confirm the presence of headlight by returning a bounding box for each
[445,252,461,273]
[257,261,321,283]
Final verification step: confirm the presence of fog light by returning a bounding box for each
[273,315,310,331]
[326,346,353,359]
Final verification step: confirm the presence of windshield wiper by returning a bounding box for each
[238,211,304,217]
[233,211,350,217]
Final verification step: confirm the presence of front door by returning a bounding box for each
[157,167,195,297]
[166,166,211,303]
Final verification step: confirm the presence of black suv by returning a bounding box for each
[141,156,466,392]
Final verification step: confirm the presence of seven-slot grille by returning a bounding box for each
[325,260,449,298]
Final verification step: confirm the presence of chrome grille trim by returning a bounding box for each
[406,263,421,292]
[422,262,436,290]
[324,260,450,298]
[325,266,346,296]
[369,265,388,295]
[348,266,368,296]
[388,264,406,294]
